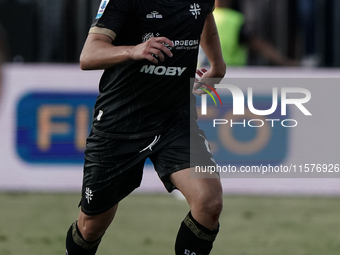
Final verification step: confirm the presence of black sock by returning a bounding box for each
[66,221,102,255]
[175,212,219,255]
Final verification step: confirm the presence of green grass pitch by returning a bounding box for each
[0,193,340,255]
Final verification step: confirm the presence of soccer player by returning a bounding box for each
[66,1,226,255]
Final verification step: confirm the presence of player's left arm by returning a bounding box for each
[194,13,226,95]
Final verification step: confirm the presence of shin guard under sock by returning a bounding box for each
[66,221,101,255]
[175,212,219,255]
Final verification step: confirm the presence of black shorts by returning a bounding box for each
[79,122,215,215]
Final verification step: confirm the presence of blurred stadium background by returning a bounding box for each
[0,0,340,66]
[0,0,340,255]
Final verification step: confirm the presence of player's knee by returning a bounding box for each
[78,224,105,242]
[205,196,223,219]
[193,194,223,220]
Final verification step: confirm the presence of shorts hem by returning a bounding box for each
[160,163,191,179]
[160,163,191,193]
[80,204,115,216]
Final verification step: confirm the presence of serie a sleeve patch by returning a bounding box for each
[96,0,111,20]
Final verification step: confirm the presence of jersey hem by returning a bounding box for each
[91,126,164,139]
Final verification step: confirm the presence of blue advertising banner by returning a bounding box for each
[17,92,97,163]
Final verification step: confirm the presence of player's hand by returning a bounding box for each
[193,68,216,96]
[130,37,174,64]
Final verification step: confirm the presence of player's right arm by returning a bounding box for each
[80,0,173,70]
[79,33,173,70]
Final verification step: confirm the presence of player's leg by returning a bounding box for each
[170,169,222,229]
[66,161,144,255]
[66,132,150,255]
[149,127,221,255]
[77,204,118,241]
[149,120,222,255]
[66,162,144,255]
[66,205,118,255]
[170,169,222,255]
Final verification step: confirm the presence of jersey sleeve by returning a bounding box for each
[89,0,131,41]
[209,1,216,13]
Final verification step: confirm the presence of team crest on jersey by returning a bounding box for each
[96,0,110,19]
[189,3,201,19]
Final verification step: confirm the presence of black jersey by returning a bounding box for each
[89,0,214,139]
